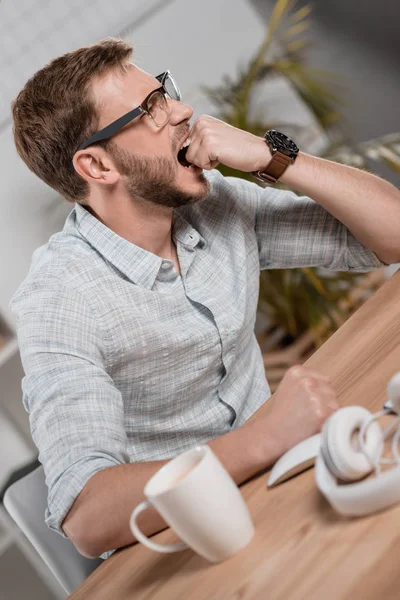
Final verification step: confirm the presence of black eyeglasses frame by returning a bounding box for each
[74,71,180,155]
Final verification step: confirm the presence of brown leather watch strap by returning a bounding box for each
[253,151,293,183]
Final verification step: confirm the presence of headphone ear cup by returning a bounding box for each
[320,417,343,480]
[387,372,400,414]
[321,406,382,482]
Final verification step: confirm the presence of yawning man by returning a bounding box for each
[9,38,400,559]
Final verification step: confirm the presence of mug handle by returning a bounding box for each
[130,500,188,553]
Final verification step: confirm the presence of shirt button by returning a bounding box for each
[161,262,170,269]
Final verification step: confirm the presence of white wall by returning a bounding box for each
[122,0,265,116]
[0,0,172,130]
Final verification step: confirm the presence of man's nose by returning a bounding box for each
[169,99,193,125]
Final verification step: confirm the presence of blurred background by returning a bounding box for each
[0,0,399,598]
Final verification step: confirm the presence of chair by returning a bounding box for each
[0,412,67,597]
[3,465,103,595]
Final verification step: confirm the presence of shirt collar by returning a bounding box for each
[72,203,206,289]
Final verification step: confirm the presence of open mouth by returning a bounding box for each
[177,145,191,168]
[177,137,192,168]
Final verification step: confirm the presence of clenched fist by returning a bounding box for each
[185,115,272,172]
[246,364,340,461]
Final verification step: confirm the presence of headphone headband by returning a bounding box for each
[315,454,400,516]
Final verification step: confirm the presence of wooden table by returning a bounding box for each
[70,268,400,600]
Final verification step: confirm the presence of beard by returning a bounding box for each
[107,139,210,209]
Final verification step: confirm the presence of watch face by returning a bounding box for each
[265,130,299,157]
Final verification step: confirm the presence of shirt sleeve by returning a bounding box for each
[222,173,389,272]
[10,279,130,548]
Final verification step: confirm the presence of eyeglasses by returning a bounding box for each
[75,71,181,154]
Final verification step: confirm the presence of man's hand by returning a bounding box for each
[245,365,340,458]
[186,115,271,172]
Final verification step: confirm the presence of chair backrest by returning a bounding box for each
[3,465,102,594]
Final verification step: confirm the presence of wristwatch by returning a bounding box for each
[251,130,299,184]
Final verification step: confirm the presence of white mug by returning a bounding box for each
[129,445,255,563]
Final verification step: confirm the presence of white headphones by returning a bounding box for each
[315,371,400,516]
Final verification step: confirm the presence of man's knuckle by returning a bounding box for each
[302,376,316,389]
[309,396,323,419]
[288,365,304,378]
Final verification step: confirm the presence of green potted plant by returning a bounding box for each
[203,0,399,387]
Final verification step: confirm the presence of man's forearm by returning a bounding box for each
[62,418,279,559]
[254,139,400,265]
[280,151,400,265]
[183,116,400,265]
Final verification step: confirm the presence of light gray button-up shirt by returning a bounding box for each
[10,169,387,555]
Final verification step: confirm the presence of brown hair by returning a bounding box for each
[11,37,133,205]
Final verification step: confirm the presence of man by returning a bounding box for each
[9,38,400,560]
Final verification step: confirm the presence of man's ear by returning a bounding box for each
[72,149,120,186]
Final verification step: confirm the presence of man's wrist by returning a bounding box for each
[251,134,302,182]
[279,150,306,186]
[251,414,289,462]
[242,400,290,462]
[251,137,273,172]
[208,418,280,486]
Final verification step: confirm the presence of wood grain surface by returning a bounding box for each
[69,268,400,600]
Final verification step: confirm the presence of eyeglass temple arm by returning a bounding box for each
[76,73,168,152]
[77,106,144,151]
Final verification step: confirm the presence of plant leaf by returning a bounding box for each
[282,20,312,39]
[290,4,312,23]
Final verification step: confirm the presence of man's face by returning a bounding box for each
[92,63,209,208]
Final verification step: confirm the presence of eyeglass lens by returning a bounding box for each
[164,73,181,101]
[147,73,180,126]
[147,91,169,126]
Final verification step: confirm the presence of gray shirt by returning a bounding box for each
[9,169,387,555]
